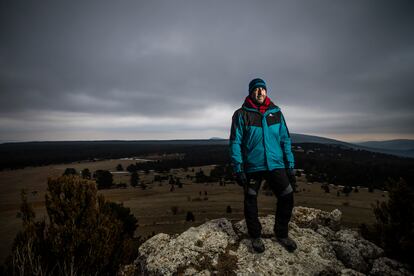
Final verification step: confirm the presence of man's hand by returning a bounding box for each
[235,172,248,187]
[286,169,296,185]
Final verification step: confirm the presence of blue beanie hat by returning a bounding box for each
[249,78,267,94]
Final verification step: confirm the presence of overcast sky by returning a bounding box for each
[1,0,413,143]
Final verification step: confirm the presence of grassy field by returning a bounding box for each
[0,158,388,264]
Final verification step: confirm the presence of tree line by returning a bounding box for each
[1,141,412,190]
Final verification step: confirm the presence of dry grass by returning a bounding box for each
[0,159,388,263]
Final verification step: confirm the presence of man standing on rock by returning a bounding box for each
[229,78,297,253]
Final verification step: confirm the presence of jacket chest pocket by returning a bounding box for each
[266,111,281,126]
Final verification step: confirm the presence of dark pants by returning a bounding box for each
[244,169,294,239]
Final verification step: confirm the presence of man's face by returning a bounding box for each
[250,87,267,105]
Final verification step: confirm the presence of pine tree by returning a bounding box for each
[81,168,91,179]
[372,178,413,264]
[360,177,413,265]
[130,171,139,187]
[94,170,113,189]
[186,211,195,222]
[63,168,77,176]
[4,175,138,275]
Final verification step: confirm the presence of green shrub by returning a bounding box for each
[3,175,138,275]
[94,170,113,189]
[81,168,91,179]
[130,171,139,187]
[186,211,195,222]
[63,168,77,176]
[360,177,413,265]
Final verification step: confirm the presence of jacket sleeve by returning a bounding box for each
[280,112,295,169]
[229,110,244,173]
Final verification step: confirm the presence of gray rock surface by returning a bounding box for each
[118,207,412,276]
[291,206,342,231]
[331,229,384,273]
[369,257,413,276]
[136,218,237,275]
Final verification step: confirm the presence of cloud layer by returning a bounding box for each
[1,0,413,142]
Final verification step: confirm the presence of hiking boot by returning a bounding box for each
[252,238,265,253]
[277,236,297,252]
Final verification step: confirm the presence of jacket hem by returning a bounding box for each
[245,164,292,173]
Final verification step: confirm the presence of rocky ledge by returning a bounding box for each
[119,207,412,276]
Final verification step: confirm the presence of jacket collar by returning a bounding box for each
[242,96,280,116]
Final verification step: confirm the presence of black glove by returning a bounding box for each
[235,172,248,187]
[286,168,296,185]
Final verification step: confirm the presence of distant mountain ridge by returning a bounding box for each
[291,133,353,145]
[292,134,414,158]
[2,135,413,158]
[291,133,414,158]
[355,139,414,151]
[210,134,414,158]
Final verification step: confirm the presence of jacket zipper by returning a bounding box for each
[244,106,271,170]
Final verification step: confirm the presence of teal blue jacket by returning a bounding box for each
[229,100,294,173]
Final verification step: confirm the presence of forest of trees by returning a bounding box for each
[1,141,412,191]
[0,140,227,170]
[294,143,413,190]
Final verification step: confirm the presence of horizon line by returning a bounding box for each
[1,133,413,145]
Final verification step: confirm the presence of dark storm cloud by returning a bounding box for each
[0,0,413,141]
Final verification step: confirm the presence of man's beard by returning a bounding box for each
[254,96,266,105]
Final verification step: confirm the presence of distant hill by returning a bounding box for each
[355,139,414,151]
[210,134,414,158]
[209,137,226,140]
[290,133,353,145]
[0,139,21,144]
[290,134,414,158]
[208,134,354,147]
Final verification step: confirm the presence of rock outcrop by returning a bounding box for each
[119,207,412,276]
